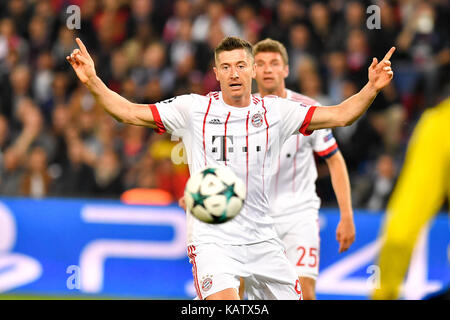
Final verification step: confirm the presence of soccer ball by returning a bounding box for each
[184,166,246,224]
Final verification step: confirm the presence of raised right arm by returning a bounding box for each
[307,47,396,131]
[66,38,157,128]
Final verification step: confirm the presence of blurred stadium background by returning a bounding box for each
[0,0,448,300]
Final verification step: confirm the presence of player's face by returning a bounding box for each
[254,52,289,94]
[214,49,255,104]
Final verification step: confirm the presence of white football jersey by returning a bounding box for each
[266,89,339,217]
[150,91,317,245]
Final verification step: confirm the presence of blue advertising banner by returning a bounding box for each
[0,198,448,299]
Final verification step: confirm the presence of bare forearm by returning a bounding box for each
[308,82,379,130]
[326,152,353,219]
[85,76,155,127]
[338,82,379,126]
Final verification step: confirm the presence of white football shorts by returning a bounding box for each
[187,238,303,300]
[273,209,320,280]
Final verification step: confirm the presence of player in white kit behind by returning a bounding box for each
[66,35,395,300]
[252,39,356,299]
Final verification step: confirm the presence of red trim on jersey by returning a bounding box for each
[315,143,338,158]
[245,111,250,191]
[299,106,318,136]
[206,91,220,100]
[149,104,166,135]
[252,95,260,105]
[188,245,202,300]
[224,112,231,166]
[293,135,300,192]
[261,100,269,193]
[202,98,212,166]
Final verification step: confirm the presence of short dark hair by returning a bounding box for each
[253,38,289,65]
[214,36,254,64]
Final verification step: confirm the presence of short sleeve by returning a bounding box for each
[311,129,339,159]
[277,97,318,141]
[150,95,194,134]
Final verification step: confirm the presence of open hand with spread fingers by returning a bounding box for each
[66,37,97,84]
[368,47,395,91]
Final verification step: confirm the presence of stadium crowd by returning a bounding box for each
[0,0,448,210]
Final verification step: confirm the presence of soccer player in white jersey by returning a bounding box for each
[66,36,395,300]
[252,38,356,300]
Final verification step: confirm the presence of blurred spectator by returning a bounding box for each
[121,125,149,169]
[4,0,30,38]
[297,69,332,106]
[368,0,401,60]
[235,2,264,45]
[395,0,448,112]
[352,154,398,211]
[93,0,129,48]
[27,14,51,59]
[131,41,175,101]
[0,0,447,207]
[15,98,56,160]
[148,137,190,200]
[262,0,304,46]
[0,147,24,196]
[286,20,316,87]
[48,104,70,171]
[346,28,370,87]
[124,147,155,190]
[93,148,124,197]
[21,146,52,198]
[0,114,11,154]
[51,26,76,69]
[105,47,131,93]
[41,71,71,123]
[0,114,11,176]
[0,64,31,123]
[52,138,96,197]
[33,51,54,107]
[308,2,333,53]
[329,0,367,51]
[324,50,349,105]
[168,19,197,73]
[163,0,193,43]
[192,0,242,42]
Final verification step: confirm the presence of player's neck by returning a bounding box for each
[222,93,251,108]
[259,86,287,99]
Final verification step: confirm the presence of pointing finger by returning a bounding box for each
[382,46,396,61]
[76,37,92,58]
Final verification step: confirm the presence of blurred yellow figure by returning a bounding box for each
[372,97,450,300]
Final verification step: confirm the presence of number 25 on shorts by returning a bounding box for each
[296,246,318,268]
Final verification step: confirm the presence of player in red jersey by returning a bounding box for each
[67,36,394,300]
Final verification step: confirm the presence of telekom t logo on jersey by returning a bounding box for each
[211,135,263,162]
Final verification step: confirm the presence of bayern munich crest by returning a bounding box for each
[201,275,213,292]
[251,113,264,127]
